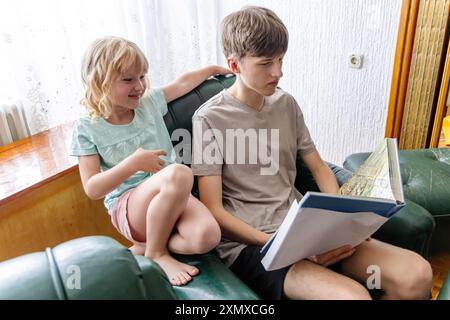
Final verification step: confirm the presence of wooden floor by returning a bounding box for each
[430,253,450,299]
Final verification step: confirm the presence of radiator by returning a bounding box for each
[0,101,31,147]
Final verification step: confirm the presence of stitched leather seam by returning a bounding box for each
[45,248,68,300]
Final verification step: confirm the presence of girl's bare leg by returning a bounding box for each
[167,195,221,254]
[126,164,201,286]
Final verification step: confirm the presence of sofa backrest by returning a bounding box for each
[164,74,236,139]
[164,75,235,197]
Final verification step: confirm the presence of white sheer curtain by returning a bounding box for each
[140,0,222,86]
[0,0,220,134]
[0,0,401,164]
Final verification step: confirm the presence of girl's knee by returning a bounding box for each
[164,164,193,191]
[190,223,221,253]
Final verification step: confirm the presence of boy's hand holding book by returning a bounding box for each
[308,245,355,267]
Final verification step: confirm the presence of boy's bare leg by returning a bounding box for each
[339,239,433,299]
[283,260,372,300]
[168,195,221,254]
[126,164,200,286]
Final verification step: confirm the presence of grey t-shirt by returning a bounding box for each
[191,89,316,266]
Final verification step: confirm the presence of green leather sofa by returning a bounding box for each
[344,148,450,256]
[0,236,258,299]
[0,75,438,299]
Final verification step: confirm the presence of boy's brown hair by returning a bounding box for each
[220,6,289,60]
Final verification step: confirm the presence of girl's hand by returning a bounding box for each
[131,148,167,173]
[213,65,234,76]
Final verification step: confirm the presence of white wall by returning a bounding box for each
[217,0,402,165]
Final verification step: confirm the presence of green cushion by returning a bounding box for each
[52,236,150,300]
[373,199,435,257]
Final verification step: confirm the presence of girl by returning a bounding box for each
[71,36,228,286]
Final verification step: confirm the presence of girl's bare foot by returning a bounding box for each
[129,244,146,256]
[151,254,199,286]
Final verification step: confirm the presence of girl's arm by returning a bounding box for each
[162,66,232,103]
[78,148,166,200]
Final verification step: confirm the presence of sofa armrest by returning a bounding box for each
[50,236,174,300]
[343,149,450,218]
[0,252,61,299]
[0,236,172,300]
[373,199,435,257]
[295,158,352,195]
[342,152,370,172]
[326,161,353,186]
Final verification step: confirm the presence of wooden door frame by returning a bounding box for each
[385,0,450,148]
[385,0,420,139]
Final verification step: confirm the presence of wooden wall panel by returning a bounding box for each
[0,170,131,262]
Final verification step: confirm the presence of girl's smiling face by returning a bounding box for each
[110,65,148,113]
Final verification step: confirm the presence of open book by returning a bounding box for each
[261,138,405,271]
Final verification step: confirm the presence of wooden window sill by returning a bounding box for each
[0,122,78,206]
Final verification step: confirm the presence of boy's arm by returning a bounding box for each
[162,66,231,103]
[198,175,271,246]
[301,149,339,194]
[301,149,358,264]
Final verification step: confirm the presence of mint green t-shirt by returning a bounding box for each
[70,88,176,213]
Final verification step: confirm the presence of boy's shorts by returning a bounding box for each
[229,245,344,300]
[229,245,290,300]
[110,189,146,246]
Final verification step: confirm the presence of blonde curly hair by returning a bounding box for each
[81,36,149,119]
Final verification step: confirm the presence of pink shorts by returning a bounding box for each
[110,189,146,246]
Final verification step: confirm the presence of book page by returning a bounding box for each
[339,139,395,201]
[387,139,404,203]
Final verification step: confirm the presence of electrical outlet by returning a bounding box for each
[349,54,363,69]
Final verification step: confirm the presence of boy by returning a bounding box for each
[191,6,432,299]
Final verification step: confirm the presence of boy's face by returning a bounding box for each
[110,65,148,112]
[230,54,284,96]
